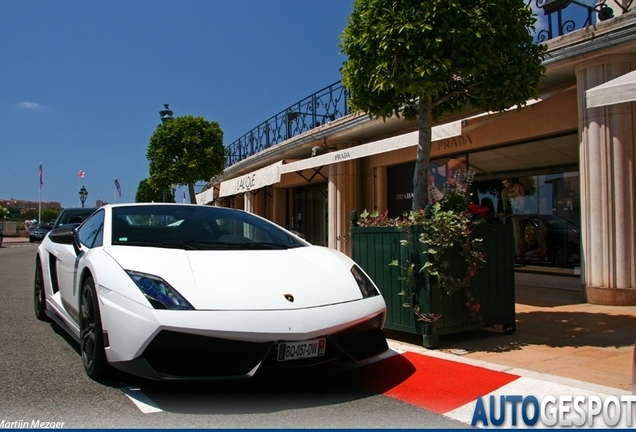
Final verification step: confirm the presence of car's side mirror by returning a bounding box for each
[49,226,81,255]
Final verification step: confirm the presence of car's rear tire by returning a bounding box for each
[80,276,110,379]
[34,258,50,322]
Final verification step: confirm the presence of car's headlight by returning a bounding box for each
[350,264,380,298]
[126,270,194,310]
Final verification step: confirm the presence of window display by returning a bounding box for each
[472,172,580,268]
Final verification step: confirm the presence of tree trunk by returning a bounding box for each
[412,97,433,210]
[188,183,197,204]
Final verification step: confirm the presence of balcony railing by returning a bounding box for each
[225,82,349,168]
[224,1,632,169]
[531,0,632,41]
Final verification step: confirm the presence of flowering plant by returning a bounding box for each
[357,170,489,322]
[419,170,487,315]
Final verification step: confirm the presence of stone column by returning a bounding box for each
[375,166,388,213]
[272,188,287,227]
[328,142,361,255]
[576,54,636,305]
[243,190,264,216]
[243,191,255,214]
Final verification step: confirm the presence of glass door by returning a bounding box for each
[292,184,328,246]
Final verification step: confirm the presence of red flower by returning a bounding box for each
[469,302,481,313]
[467,202,489,218]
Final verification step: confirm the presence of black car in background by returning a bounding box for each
[517,214,580,267]
[52,208,97,229]
[29,223,54,243]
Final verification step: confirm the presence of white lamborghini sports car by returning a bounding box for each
[34,203,388,381]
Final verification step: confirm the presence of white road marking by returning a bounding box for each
[121,386,163,414]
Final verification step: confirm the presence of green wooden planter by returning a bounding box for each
[351,223,516,348]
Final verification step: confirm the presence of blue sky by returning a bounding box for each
[1,1,354,209]
[1,1,594,210]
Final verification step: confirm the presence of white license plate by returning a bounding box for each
[277,338,326,362]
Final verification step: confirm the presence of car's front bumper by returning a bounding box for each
[98,288,388,381]
[110,314,387,381]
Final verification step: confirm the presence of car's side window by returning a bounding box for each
[78,210,104,248]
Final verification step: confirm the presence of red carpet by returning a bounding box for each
[345,351,519,413]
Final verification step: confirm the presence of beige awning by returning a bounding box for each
[200,119,462,201]
[586,70,636,108]
[196,187,216,205]
[279,120,461,175]
[218,161,283,198]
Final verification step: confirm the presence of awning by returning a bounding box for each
[586,70,636,108]
[196,187,216,205]
[218,161,283,198]
[279,120,461,175]
[202,119,462,201]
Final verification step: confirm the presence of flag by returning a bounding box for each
[39,163,43,187]
[78,170,85,178]
[114,178,122,197]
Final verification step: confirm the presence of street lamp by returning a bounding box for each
[79,186,88,208]
[159,104,175,202]
[159,103,174,124]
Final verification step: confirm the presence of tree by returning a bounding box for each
[20,207,38,221]
[40,208,59,223]
[135,178,174,203]
[340,0,547,209]
[147,115,225,204]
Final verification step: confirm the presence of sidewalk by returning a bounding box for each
[386,283,636,392]
[3,236,29,243]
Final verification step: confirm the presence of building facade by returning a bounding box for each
[198,5,636,306]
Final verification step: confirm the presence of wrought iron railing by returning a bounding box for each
[224,1,633,168]
[531,0,633,41]
[224,81,349,168]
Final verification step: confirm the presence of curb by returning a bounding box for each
[387,340,630,396]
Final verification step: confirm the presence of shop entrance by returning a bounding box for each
[292,184,328,246]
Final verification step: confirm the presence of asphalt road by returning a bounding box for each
[0,242,467,429]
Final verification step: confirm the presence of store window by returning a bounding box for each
[472,172,580,268]
[385,151,580,269]
[387,157,466,218]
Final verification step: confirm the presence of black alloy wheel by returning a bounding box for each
[80,276,109,379]
[34,258,50,321]
[550,246,568,267]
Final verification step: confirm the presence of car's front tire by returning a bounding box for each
[80,276,110,379]
[550,245,567,267]
[34,258,50,322]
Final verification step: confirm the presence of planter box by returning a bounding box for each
[351,223,516,348]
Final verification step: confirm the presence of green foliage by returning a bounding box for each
[340,0,547,209]
[147,115,225,203]
[361,171,488,319]
[0,206,8,219]
[40,208,59,223]
[135,178,174,203]
[20,208,38,220]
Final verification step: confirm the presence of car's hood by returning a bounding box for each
[103,245,364,310]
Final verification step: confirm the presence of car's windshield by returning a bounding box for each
[111,205,306,250]
[54,209,97,227]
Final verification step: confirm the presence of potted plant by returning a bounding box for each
[350,171,516,348]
